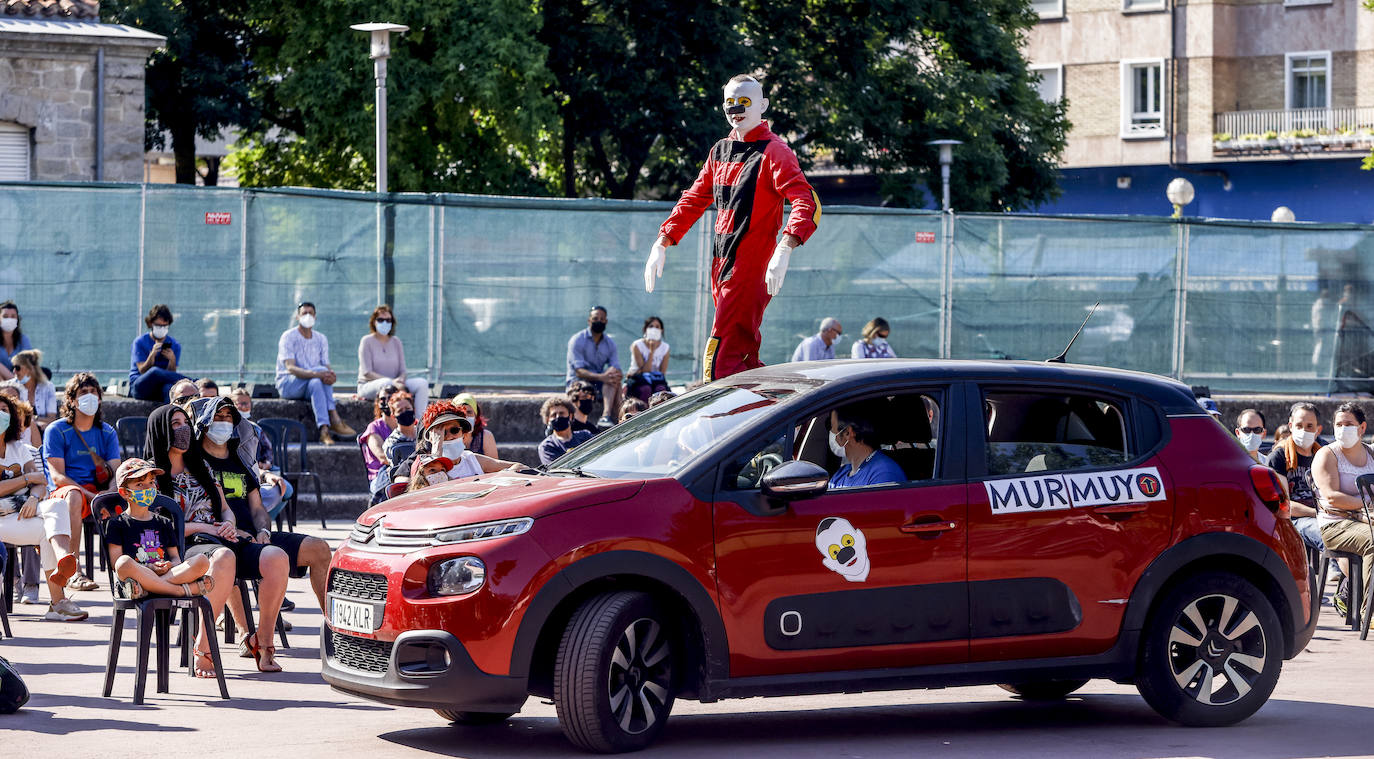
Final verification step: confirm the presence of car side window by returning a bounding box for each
[724,432,789,491]
[983,390,1129,476]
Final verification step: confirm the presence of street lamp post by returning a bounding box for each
[351,22,409,306]
[926,139,963,212]
[1166,177,1195,218]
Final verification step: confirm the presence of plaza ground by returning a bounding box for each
[3,523,1374,758]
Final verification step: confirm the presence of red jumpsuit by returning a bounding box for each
[659,122,820,381]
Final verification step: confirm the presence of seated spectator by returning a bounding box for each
[1266,402,1328,560]
[44,372,122,592]
[452,392,499,460]
[105,458,214,600]
[361,387,408,486]
[1234,408,1266,463]
[128,304,188,403]
[7,349,56,429]
[141,403,241,676]
[1312,402,1374,618]
[276,302,356,445]
[619,398,647,424]
[2,388,41,603]
[357,304,430,413]
[566,380,601,435]
[648,390,676,408]
[0,392,86,620]
[792,317,842,362]
[229,389,293,524]
[405,454,454,494]
[827,406,905,489]
[194,396,330,620]
[196,378,220,398]
[170,378,199,407]
[540,397,592,466]
[387,402,520,488]
[1274,424,1291,445]
[566,305,623,427]
[626,316,670,403]
[0,301,33,381]
[0,388,40,448]
[381,393,419,465]
[851,317,896,359]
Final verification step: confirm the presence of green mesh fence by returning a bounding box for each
[1,181,1371,393]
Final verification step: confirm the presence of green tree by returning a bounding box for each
[229,0,557,194]
[103,0,260,184]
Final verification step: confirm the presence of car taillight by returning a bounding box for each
[1250,465,1289,515]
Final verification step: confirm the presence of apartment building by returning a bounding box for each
[1025,0,1374,222]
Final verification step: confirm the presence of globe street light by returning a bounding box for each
[1271,206,1296,223]
[926,139,963,212]
[1166,177,1195,218]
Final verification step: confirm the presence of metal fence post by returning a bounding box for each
[136,183,146,339]
[238,190,249,384]
[939,211,955,359]
[435,202,446,383]
[1170,219,1189,378]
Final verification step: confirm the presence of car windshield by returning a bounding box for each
[552,381,813,479]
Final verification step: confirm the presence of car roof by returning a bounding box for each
[720,359,1204,416]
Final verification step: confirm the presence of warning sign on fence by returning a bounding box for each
[205,212,232,225]
[915,231,936,243]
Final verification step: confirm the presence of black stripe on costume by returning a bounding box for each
[711,139,765,284]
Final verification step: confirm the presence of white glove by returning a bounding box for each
[765,241,793,296]
[644,241,668,293]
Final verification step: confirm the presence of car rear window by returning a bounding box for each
[983,390,1130,475]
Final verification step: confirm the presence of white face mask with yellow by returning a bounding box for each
[722,77,768,137]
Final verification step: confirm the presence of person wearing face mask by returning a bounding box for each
[539,397,593,466]
[129,304,189,403]
[827,406,905,490]
[851,317,897,359]
[1311,401,1374,619]
[42,372,122,592]
[1233,408,1268,463]
[452,392,499,460]
[565,380,602,436]
[388,401,520,487]
[357,305,430,414]
[405,454,455,494]
[646,74,820,382]
[626,316,671,403]
[793,317,843,362]
[6,349,57,430]
[566,306,623,427]
[361,387,409,484]
[1266,402,1330,558]
[229,387,293,522]
[277,301,356,444]
[0,300,33,382]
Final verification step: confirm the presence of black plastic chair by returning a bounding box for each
[115,416,148,462]
[223,576,291,651]
[259,418,324,529]
[92,492,228,704]
[0,543,12,638]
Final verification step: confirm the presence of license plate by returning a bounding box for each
[331,598,375,633]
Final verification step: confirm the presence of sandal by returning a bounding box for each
[238,631,260,660]
[193,647,217,679]
[182,576,214,597]
[255,643,282,673]
[119,578,147,600]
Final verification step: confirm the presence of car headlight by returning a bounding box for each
[433,517,533,545]
[428,557,486,596]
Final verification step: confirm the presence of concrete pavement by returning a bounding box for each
[4,524,1374,758]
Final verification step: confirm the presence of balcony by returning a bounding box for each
[1213,107,1374,156]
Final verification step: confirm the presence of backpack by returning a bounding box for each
[0,655,30,714]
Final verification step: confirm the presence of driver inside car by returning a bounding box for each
[828,406,906,489]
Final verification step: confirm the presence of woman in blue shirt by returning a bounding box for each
[129,304,189,403]
[0,301,33,381]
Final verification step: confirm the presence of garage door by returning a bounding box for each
[0,122,31,181]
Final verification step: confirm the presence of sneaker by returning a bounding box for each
[280,598,296,613]
[597,416,614,429]
[1333,577,1350,618]
[44,598,89,622]
[18,585,39,605]
[66,572,98,592]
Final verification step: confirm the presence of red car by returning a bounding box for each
[321,360,1315,753]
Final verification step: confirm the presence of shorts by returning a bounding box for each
[52,483,99,519]
[230,531,309,581]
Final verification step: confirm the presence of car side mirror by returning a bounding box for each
[760,460,830,500]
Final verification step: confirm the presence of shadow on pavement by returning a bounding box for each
[7,708,197,736]
[380,694,1374,759]
[201,694,390,713]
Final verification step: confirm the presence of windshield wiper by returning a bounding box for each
[545,467,600,478]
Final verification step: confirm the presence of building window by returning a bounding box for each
[1030,65,1063,103]
[1032,0,1063,19]
[0,122,31,181]
[1123,0,1166,11]
[1121,60,1164,137]
[1286,52,1330,110]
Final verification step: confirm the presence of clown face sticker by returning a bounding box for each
[816,517,869,582]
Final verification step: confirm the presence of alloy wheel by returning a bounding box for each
[1166,593,1268,706]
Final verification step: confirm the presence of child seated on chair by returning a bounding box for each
[404,454,455,493]
[104,458,213,600]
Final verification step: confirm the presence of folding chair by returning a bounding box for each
[1344,473,1374,640]
[0,543,11,639]
[259,418,324,529]
[115,416,148,462]
[223,575,290,650]
[93,492,228,704]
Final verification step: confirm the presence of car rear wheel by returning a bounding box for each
[434,709,516,725]
[554,591,676,753]
[997,679,1089,700]
[1135,571,1282,727]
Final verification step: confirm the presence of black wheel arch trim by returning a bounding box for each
[1122,532,1308,659]
[508,549,730,682]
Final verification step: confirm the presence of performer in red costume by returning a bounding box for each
[645,74,820,381]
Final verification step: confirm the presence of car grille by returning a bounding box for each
[331,630,392,674]
[328,569,388,602]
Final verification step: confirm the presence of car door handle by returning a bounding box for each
[1092,502,1151,516]
[900,519,959,534]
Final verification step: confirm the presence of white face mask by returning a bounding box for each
[298,313,316,329]
[0,411,10,432]
[1290,428,1316,449]
[376,320,392,335]
[151,325,169,340]
[425,471,448,486]
[238,409,252,420]
[722,78,768,136]
[1238,431,1262,452]
[0,317,17,333]
[441,438,466,461]
[1337,425,1362,448]
[828,428,847,458]
[206,421,234,446]
[644,327,663,342]
[76,393,100,416]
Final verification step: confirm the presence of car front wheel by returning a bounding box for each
[1135,571,1283,726]
[554,591,677,753]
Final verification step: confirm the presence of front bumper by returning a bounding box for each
[321,626,528,713]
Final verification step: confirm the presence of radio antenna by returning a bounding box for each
[1048,301,1100,364]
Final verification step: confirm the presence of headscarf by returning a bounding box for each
[187,396,260,485]
[143,403,225,521]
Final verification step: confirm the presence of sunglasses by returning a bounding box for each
[1238,426,1265,435]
